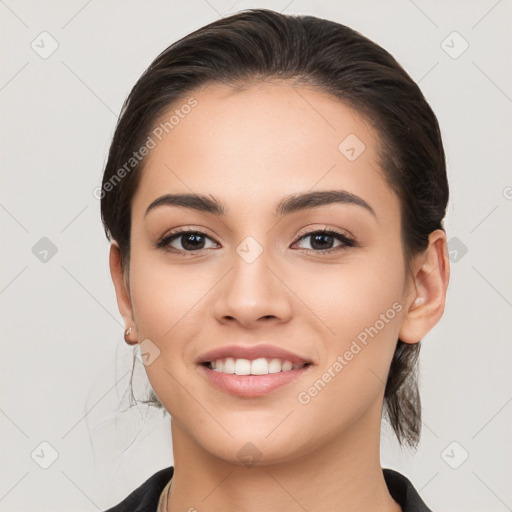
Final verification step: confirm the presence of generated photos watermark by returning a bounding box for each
[297,301,403,405]
[93,97,198,200]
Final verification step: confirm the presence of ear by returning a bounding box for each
[109,241,138,345]
[399,229,450,344]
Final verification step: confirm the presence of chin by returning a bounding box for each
[192,427,314,469]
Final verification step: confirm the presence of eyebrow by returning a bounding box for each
[144,190,376,218]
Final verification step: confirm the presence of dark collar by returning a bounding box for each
[104,466,432,512]
[383,468,432,511]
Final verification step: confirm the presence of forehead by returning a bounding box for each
[131,82,398,224]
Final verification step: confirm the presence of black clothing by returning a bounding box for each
[103,465,432,512]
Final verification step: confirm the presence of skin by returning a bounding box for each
[109,82,450,512]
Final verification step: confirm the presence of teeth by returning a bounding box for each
[251,358,268,375]
[223,357,235,374]
[234,358,251,375]
[268,358,282,373]
[211,357,303,375]
[282,360,293,371]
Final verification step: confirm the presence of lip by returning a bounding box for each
[198,363,313,398]
[196,343,312,366]
[196,343,314,398]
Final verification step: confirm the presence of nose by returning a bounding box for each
[213,245,293,329]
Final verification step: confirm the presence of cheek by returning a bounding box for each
[127,251,210,414]
[293,243,405,396]
[292,266,404,440]
[129,248,211,339]
[293,246,405,345]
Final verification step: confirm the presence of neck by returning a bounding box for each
[166,402,401,512]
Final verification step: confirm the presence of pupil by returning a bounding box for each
[183,233,204,250]
[311,233,333,250]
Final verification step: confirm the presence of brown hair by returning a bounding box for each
[100,8,448,448]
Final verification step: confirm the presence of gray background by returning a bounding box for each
[1,0,511,510]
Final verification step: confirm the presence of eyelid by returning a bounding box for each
[291,226,357,253]
[160,225,219,242]
[295,224,354,240]
[155,225,220,249]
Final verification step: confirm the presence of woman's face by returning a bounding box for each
[120,82,420,464]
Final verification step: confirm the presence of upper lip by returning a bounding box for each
[197,344,312,366]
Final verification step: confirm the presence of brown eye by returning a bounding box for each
[293,229,356,254]
[156,230,219,253]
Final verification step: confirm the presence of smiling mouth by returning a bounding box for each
[202,357,312,375]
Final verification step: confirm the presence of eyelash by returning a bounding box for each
[155,226,358,256]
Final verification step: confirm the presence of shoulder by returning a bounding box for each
[383,468,433,512]
[103,466,174,512]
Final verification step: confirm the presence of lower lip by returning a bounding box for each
[198,364,312,398]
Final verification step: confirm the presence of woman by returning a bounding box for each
[101,8,450,512]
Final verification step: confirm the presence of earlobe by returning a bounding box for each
[109,242,139,345]
[399,229,450,344]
